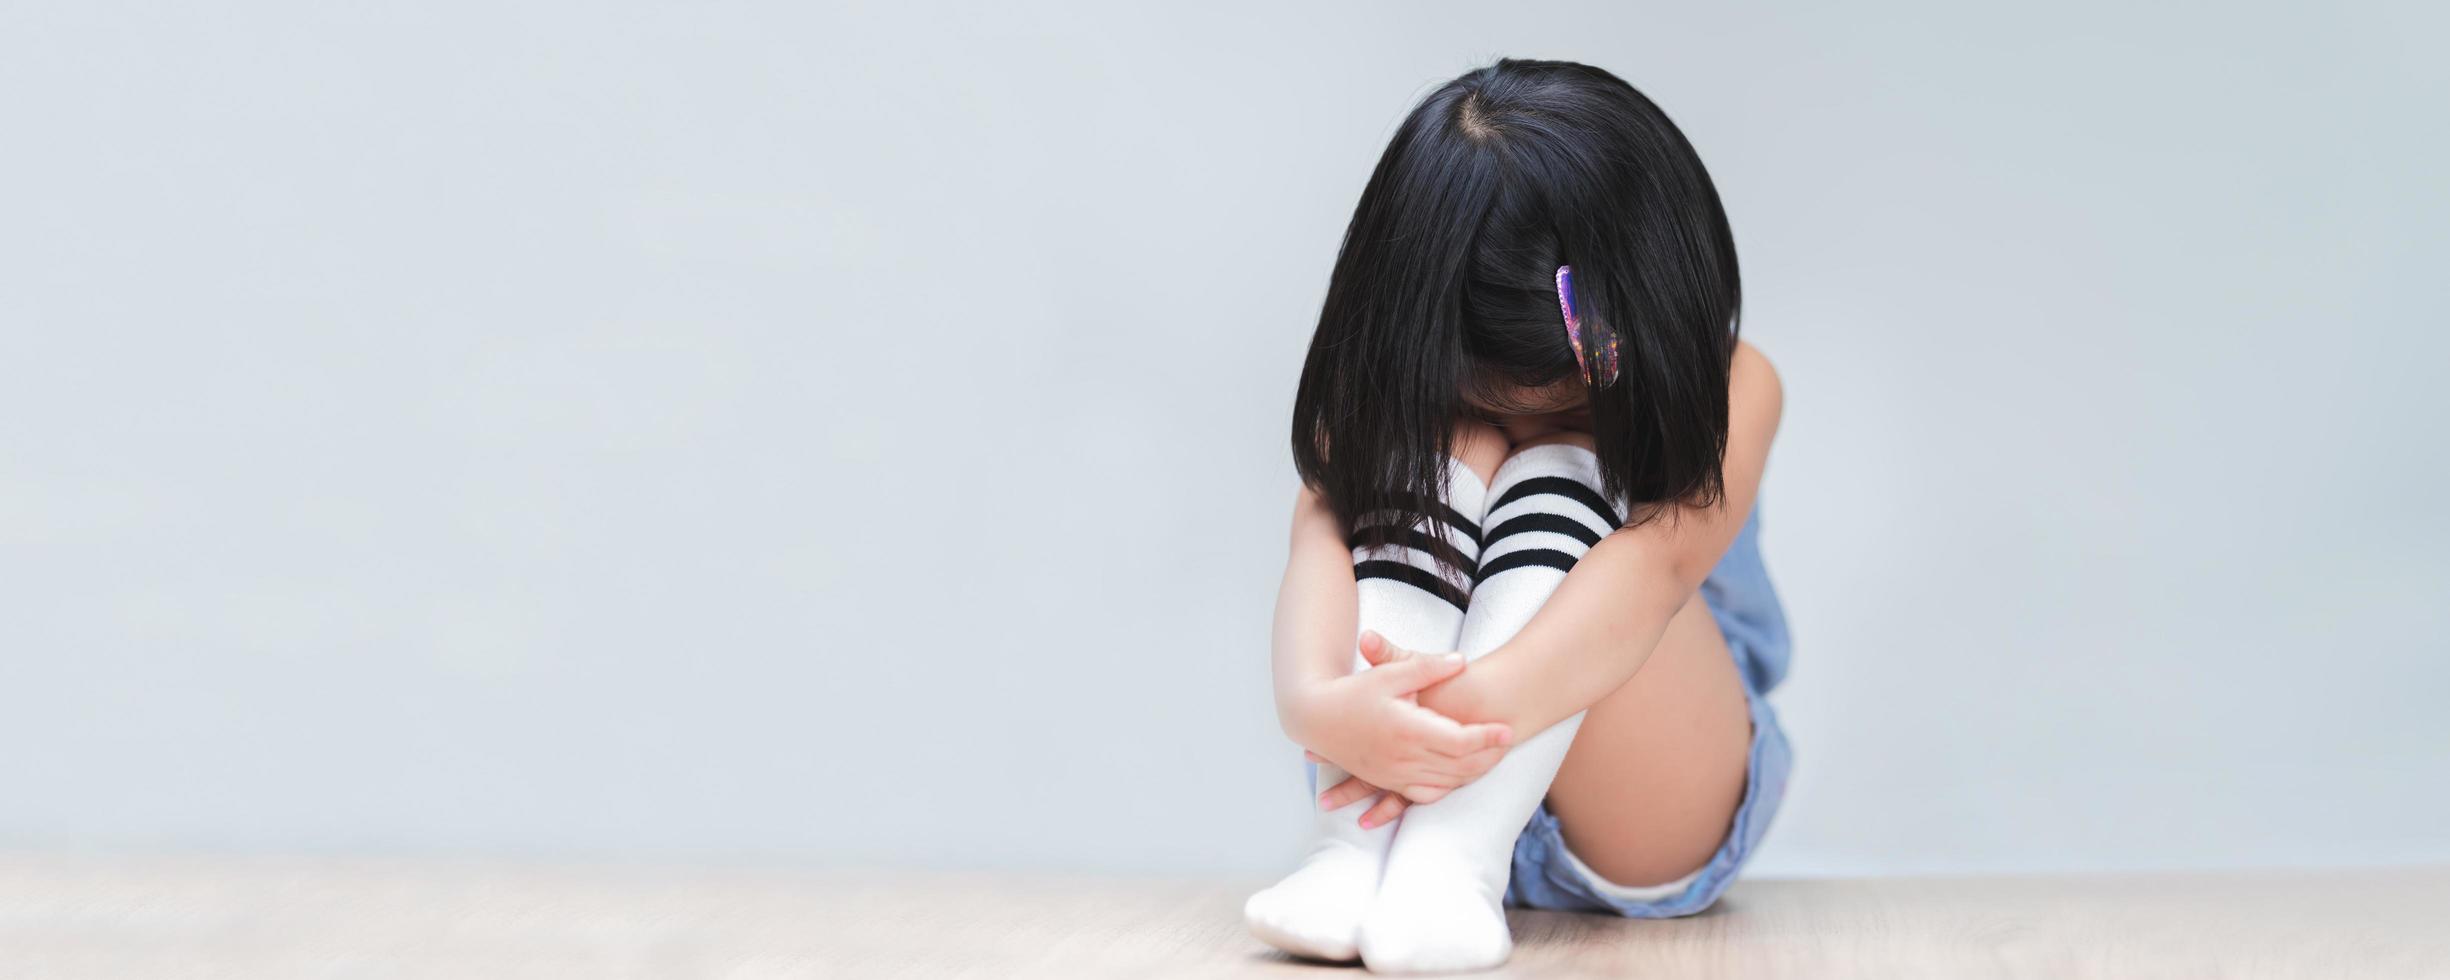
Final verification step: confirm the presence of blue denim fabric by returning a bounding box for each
[1504,503,1793,916]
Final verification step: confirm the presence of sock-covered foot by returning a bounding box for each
[1354,857,1512,973]
[1243,823,1385,961]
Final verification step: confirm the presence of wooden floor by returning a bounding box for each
[0,853,2443,978]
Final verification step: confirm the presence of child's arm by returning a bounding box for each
[1268,485,1365,700]
[1271,485,1514,798]
[1416,342,1784,738]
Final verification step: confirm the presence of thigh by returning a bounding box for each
[1542,592,1754,887]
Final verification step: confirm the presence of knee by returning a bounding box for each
[1491,429,1616,527]
[1451,418,1508,487]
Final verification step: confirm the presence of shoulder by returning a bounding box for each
[1733,338,1781,392]
[1731,339,1784,431]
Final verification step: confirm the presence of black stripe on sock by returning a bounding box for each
[1354,559,1471,612]
[1489,477,1620,530]
[1474,548,1582,583]
[1480,512,1603,550]
[1347,526,1478,577]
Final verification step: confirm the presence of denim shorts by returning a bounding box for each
[1505,504,1793,917]
[1503,683,1791,916]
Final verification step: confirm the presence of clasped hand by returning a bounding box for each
[1290,630,1512,829]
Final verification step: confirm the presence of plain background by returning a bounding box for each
[3,2,2445,878]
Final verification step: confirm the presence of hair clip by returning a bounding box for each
[1556,265,1620,387]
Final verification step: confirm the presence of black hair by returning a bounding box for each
[1291,57,1741,574]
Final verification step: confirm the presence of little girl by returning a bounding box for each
[1246,59,1793,973]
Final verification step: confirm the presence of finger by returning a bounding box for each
[1372,651,1467,696]
[1410,746,1501,784]
[1409,747,1506,787]
[1446,745,1509,782]
[1404,784,1452,805]
[1430,720,1509,759]
[1357,629,1403,667]
[1357,790,1409,830]
[1387,705,1472,759]
[1317,776,1377,812]
[1415,716,1513,758]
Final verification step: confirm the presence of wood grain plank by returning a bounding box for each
[0,854,2441,978]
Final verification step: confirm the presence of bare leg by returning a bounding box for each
[1544,592,1752,886]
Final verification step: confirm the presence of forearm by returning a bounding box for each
[1416,529,1709,736]
[1270,485,1359,738]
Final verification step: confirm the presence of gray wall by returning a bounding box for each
[3,2,2444,876]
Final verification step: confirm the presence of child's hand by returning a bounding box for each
[1304,752,1413,829]
[1290,630,1513,822]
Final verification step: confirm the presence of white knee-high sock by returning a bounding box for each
[1246,458,1490,962]
[1358,443,1615,974]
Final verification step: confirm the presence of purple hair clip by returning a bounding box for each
[1556,264,1620,387]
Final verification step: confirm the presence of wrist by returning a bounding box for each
[1418,653,1503,724]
